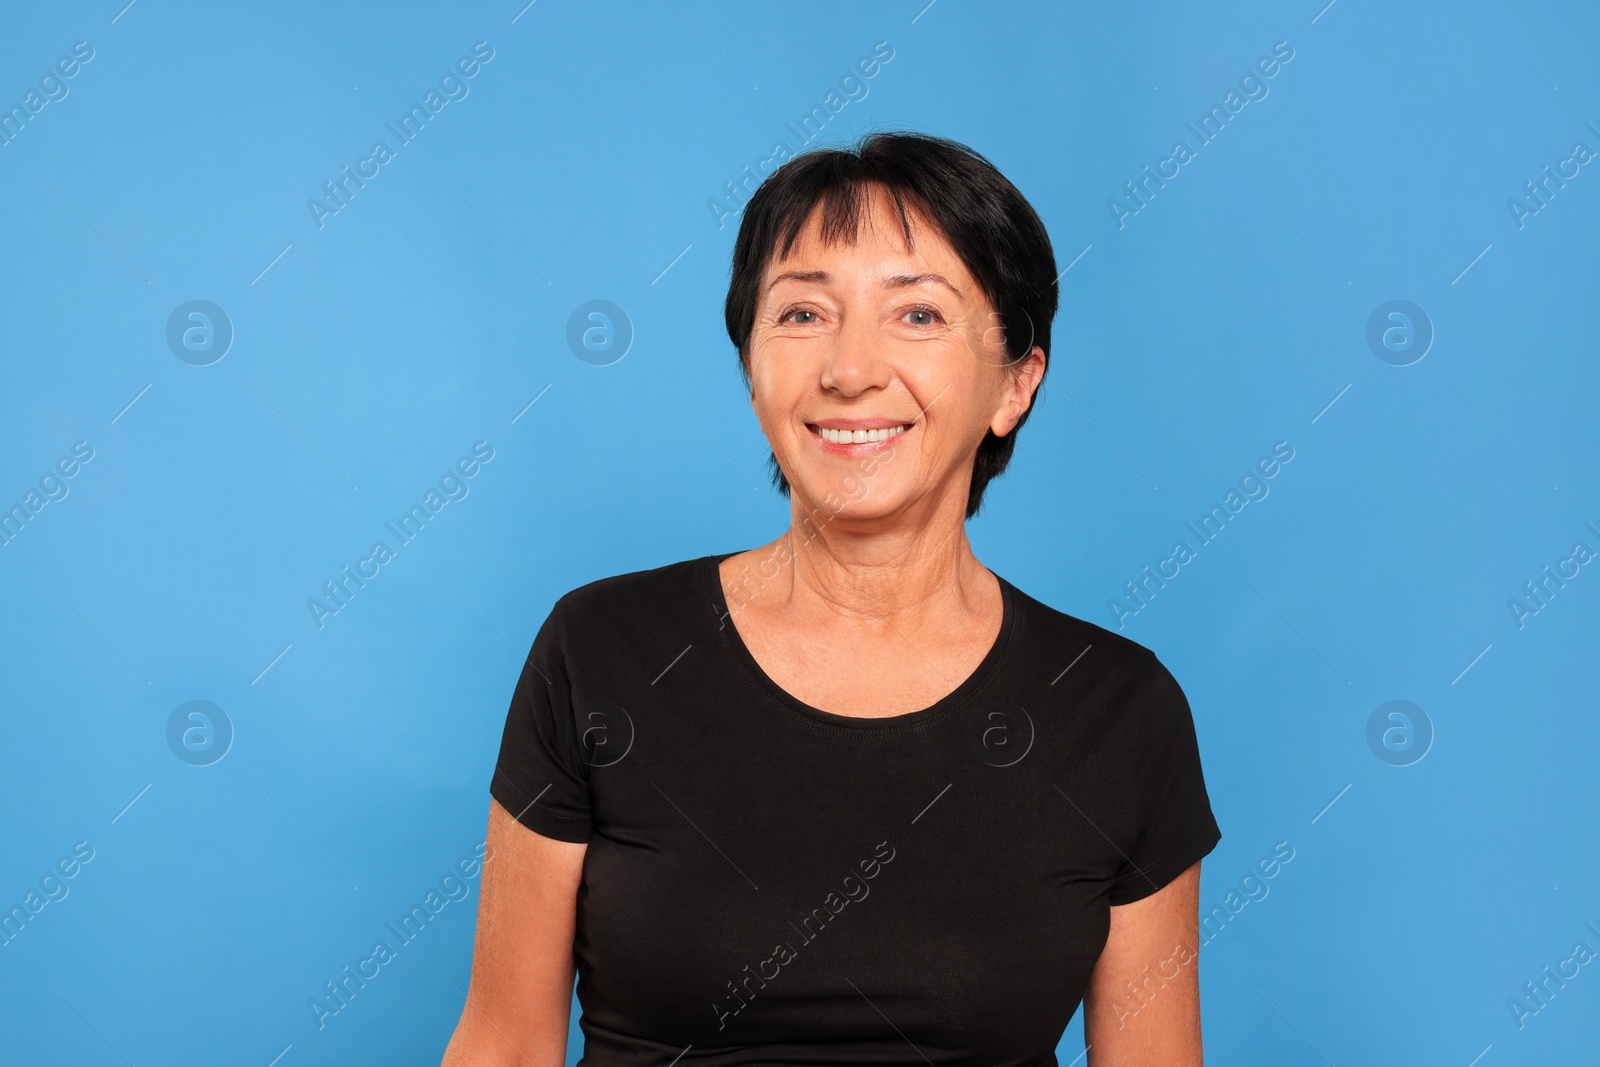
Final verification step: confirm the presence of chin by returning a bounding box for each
[791,485,904,526]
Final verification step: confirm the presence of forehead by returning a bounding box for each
[763,184,971,287]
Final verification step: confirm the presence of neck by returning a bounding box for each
[722,478,990,627]
[783,524,982,622]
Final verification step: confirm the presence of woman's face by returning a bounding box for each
[746,184,1045,530]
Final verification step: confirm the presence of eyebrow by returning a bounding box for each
[764,270,965,300]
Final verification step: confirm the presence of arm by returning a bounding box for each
[1081,860,1204,1066]
[441,798,588,1067]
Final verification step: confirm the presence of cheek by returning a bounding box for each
[748,354,778,395]
[748,371,803,448]
[749,352,811,412]
[748,362,780,415]
[903,342,994,436]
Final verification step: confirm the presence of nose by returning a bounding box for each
[819,311,889,396]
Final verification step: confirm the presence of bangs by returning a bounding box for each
[768,176,941,267]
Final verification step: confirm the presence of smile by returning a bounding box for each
[806,423,914,452]
[813,424,909,444]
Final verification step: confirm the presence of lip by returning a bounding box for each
[808,417,913,431]
[805,418,915,455]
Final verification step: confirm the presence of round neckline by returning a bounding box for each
[700,550,1019,732]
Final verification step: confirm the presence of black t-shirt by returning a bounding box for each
[490,552,1221,1067]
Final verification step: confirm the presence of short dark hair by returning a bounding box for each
[723,129,1059,519]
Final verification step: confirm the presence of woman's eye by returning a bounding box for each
[904,306,941,327]
[782,308,818,325]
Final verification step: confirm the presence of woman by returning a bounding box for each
[443,131,1220,1066]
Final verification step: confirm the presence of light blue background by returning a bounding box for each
[2,1,1597,1064]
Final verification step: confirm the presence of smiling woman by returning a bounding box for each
[443,131,1221,1067]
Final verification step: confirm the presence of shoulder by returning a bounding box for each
[1001,578,1194,759]
[537,554,717,672]
[551,553,710,623]
[1003,577,1176,686]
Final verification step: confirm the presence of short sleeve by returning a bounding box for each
[1107,651,1221,905]
[489,599,593,843]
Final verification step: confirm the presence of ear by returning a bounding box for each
[990,347,1046,437]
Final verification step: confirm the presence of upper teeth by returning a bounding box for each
[818,424,909,444]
